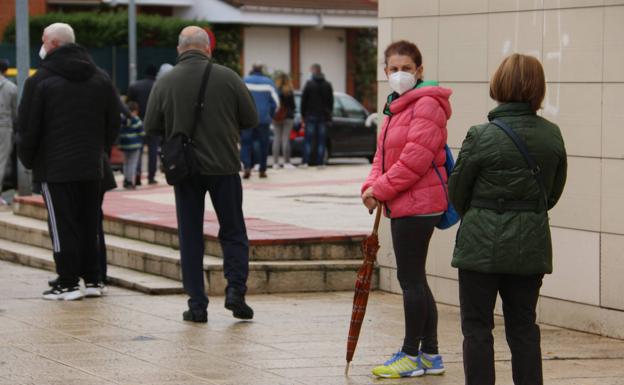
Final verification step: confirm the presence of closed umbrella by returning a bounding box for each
[345,203,383,375]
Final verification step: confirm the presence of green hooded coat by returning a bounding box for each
[448,102,567,275]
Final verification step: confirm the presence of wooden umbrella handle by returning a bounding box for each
[371,202,382,236]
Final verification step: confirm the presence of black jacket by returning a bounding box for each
[300,73,334,121]
[127,77,154,120]
[17,44,119,183]
[279,91,296,120]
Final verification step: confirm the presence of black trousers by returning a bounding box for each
[136,134,160,181]
[459,269,544,385]
[41,181,101,288]
[391,215,441,356]
[174,174,249,311]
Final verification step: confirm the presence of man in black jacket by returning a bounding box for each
[300,63,333,167]
[17,23,120,300]
[127,65,158,185]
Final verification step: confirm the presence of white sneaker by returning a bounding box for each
[284,163,296,170]
[42,286,84,301]
[84,283,105,298]
[272,164,282,170]
[253,164,260,171]
[300,163,309,169]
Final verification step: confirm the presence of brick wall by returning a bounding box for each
[0,0,47,41]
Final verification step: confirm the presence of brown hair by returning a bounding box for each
[490,54,546,111]
[274,72,293,95]
[127,101,140,113]
[384,40,422,67]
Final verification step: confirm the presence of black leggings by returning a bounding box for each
[391,215,441,356]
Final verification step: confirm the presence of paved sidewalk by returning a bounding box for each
[1,260,624,385]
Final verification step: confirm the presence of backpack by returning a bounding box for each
[432,144,460,229]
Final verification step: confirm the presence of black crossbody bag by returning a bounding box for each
[160,62,213,185]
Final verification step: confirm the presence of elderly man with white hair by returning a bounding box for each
[17,23,120,300]
[144,26,258,323]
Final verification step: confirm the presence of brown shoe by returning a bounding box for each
[243,169,251,179]
[259,171,267,178]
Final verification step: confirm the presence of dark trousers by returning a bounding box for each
[41,180,101,288]
[173,174,249,311]
[136,134,160,181]
[391,215,441,356]
[303,116,327,166]
[459,269,544,385]
[240,124,270,172]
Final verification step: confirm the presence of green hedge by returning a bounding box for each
[2,12,242,73]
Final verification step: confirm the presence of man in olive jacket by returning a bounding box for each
[144,26,258,323]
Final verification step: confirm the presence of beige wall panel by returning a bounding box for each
[542,83,602,158]
[427,227,458,280]
[440,0,488,15]
[489,0,544,12]
[377,81,391,122]
[604,0,624,4]
[601,233,624,310]
[392,17,439,81]
[543,0,604,8]
[539,297,624,339]
[601,159,624,234]
[549,157,601,232]
[602,84,624,159]
[543,8,603,82]
[441,82,490,148]
[378,19,393,81]
[376,216,395,270]
[603,6,624,82]
[378,266,402,294]
[428,275,460,307]
[439,15,489,82]
[379,0,439,18]
[541,228,600,305]
[487,11,544,78]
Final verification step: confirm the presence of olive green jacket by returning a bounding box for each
[144,51,258,175]
[448,103,567,274]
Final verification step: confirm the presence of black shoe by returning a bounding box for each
[148,179,158,185]
[43,285,84,301]
[225,287,254,320]
[135,177,142,186]
[48,277,59,287]
[183,309,207,323]
[243,169,251,179]
[259,171,267,178]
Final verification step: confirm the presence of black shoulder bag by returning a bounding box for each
[491,119,549,211]
[160,62,213,185]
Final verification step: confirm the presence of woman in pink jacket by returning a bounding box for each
[362,40,452,379]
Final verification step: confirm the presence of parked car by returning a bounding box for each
[271,91,377,164]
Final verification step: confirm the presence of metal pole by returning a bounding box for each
[15,0,32,196]
[128,0,137,85]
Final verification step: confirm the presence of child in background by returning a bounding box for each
[119,101,144,189]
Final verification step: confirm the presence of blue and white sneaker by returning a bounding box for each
[371,351,425,378]
[419,352,445,375]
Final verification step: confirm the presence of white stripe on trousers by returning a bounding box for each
[41,182,61,253]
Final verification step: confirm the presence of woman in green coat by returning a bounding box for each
[448,54,567,385]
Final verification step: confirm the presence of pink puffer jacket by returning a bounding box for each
[362,85,452,218]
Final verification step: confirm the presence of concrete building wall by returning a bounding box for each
[377,0,624,339]
[300,28,347,93]
[243,26,291,75]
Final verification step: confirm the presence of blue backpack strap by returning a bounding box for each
[491,119,549,210]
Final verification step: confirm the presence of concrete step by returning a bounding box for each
[0,212,377,295]
[0,238,184,295]
[13,197,364,262]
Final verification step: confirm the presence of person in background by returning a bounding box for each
[362,40,451,378]
[119,101,145,189]
[242,63,278,179]
[449,54,567,385]
[300,63,333,168]
[145,26,258,323]
[272,72,296,170]
[0,59,17,208]
[127,64,158,186]
[17,22,119,300]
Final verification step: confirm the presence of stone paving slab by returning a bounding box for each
[1,260,624,385]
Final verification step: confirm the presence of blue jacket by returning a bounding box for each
[244,72,279,125]
[119,116,145,151]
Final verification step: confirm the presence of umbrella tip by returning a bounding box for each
[345,362,350,376]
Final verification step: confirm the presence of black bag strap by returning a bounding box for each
[189,62,213,140]
[491,119,549,210]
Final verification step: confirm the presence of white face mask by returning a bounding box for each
[388,71,416,95]
[39,45,47,60]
